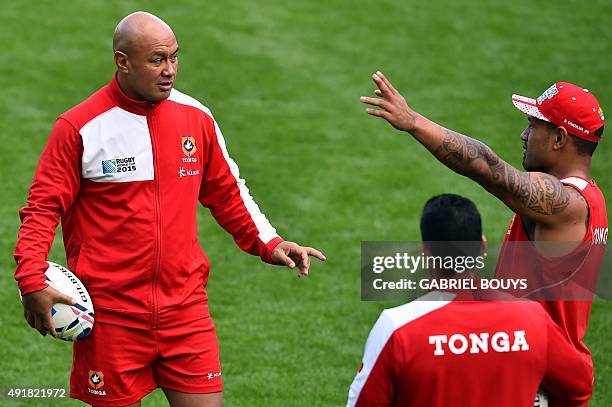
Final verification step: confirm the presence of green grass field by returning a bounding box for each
[1,1,610,405]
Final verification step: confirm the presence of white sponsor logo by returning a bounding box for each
[594,227,608,245]
[428,330,529,356]
[178,166,200,179]
[537,84,559,105]
[88,388,107,396]
[563,119,589,134]
[206,372,222,380]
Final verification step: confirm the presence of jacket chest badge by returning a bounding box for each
[181,136,198,164]
[182,136,197,158]
[179,136,200,178]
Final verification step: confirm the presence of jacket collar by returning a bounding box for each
[108,73,161,116]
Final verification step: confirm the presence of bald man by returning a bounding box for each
[14,11,325,407]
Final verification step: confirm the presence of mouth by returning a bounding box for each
[158,82,173,92]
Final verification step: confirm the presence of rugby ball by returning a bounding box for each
[25,262,95,341]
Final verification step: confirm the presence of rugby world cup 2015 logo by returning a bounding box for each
[102,159,117,174]
[102,157,136,174]
[182,136,197,157]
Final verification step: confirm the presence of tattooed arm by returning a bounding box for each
[360,72,586,226]
[431,129,579,220]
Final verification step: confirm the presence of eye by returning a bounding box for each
[152,58,162,64]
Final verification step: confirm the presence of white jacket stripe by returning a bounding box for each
[168,89,278,244]
[347,292,454,406]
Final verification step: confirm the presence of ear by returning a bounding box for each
[552,126,569,151]
[114,51,129,73]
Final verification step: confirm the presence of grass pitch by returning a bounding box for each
[1,1,610,405]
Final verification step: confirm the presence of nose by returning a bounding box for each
[521,127,529,142]
[162,60,176,78]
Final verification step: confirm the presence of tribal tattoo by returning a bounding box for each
[434,130,571,215]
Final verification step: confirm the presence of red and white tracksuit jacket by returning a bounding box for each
[348,291,593,407]
[14,75,284,329]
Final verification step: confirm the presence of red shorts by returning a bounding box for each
[69,315,222,406]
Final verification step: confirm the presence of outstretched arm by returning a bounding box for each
[199,113,325,276]
[361,72,586,227]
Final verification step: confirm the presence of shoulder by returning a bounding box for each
[59,84,116,131]
[562,181,589,222]
[362,293,454,356]
[167,88,214,120]
[561,176,590,191]
[509,298,546,315]
[561,176,603,211]
[522,171,588,222]
[485,299,547,326]
[380,292,455,332]
[561,177,588,203]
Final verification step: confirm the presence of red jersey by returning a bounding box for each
[495,177,608,357]
[347,291,593,407]
[14,75,283,329]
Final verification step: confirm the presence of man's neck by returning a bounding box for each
[116,72,145,101]
[546,161,591,181]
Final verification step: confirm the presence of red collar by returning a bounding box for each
[107,73,163,116]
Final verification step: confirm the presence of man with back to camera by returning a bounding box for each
[14,11,325,407]
[347,194,593,406]
[360,73,607,366]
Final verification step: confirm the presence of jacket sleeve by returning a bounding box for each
[14,118,82,295]
[199,115,283,264]
[542,313,594,406]
[347,312,396,407]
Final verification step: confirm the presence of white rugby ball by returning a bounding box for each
[38,261,94,341]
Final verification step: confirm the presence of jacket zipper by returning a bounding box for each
[147,104,162,329]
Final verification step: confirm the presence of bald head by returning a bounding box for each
[113,12,175,54]
[113,12,179,103]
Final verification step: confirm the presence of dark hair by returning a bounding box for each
[546,121,601,156]
[420,194,482,260]
[571,126,602,156]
